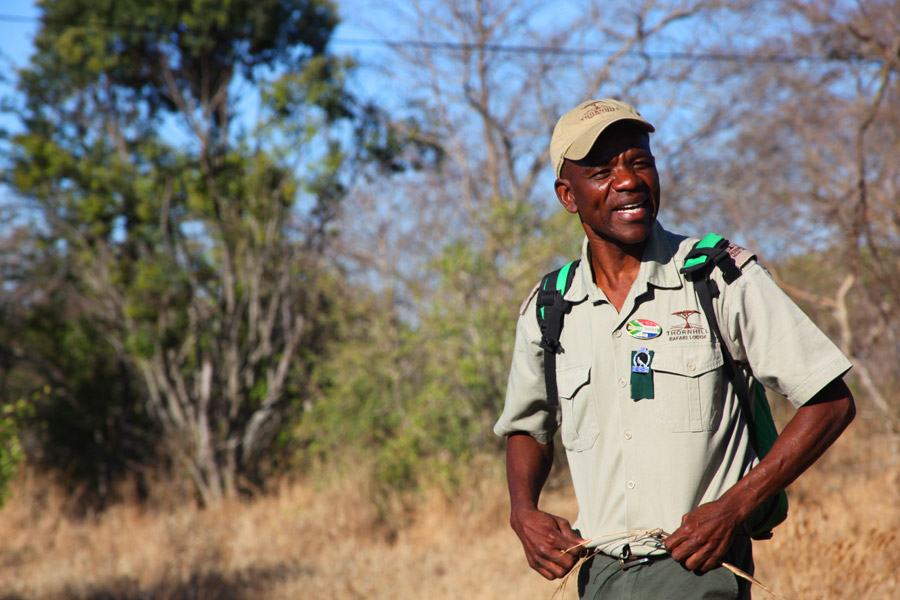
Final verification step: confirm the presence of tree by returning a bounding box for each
[676,0,900,440]
[310,0,746,489]
[6,0,373,503]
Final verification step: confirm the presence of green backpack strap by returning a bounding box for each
[681,234,788,540]
[535,260,580,407]
[747,382,790,536]
[681,233,743,283]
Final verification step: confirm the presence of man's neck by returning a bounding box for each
[584,232,646,312]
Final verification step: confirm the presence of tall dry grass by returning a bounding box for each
[0,420,897,599]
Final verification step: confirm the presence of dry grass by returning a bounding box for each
[0,421,897,600]
[753,418,900,600]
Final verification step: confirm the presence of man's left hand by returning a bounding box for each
[663,499,742,572]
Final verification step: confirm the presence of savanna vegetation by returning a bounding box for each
[0,0,898,598]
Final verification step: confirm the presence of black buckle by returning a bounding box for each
[539,336,559,353]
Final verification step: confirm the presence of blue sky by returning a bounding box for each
[0,1,40,187]
[0,2,39,83]
[0,2,39,217]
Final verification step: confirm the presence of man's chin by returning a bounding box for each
[586,224,654,249]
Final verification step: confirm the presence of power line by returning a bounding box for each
[0,12,861,65]
[330,37,826,64]
[0,14,34,24]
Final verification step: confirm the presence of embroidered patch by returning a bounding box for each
[625,319,662,339]
[669,310,710,342]
[725,243,756,270]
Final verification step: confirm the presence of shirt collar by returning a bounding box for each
[565,221,682,305]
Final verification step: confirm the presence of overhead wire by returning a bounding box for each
[0,12,858,65]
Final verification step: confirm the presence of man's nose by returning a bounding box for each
[611,165,641,190]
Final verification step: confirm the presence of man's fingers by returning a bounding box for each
[663,530,691,559]
[540,532,582,566]
[666,530,731,572]
[528,533,583,579]
[557,521,587,544]
[511,508,587,579]
[534,558,571,580]
[553,516,589,555]
[527,548,576,580]
[664,501,739,571]
[682,550,708,572]
[685,551,720,573]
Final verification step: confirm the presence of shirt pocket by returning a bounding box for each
[557,363,599,452]
[650,345,724,432]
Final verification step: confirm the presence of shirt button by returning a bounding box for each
[613,330,622,338]
[624,431,632,440]
[619,378,627,388]
[627,480,636,489]
[687,362,696,372]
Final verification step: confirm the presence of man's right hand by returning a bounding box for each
[505,433,587,579]
[510,505,587,580]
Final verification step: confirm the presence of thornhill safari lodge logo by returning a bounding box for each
[580,101,618,121]
[668,310,710,342]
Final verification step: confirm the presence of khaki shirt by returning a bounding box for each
[494,223,851,556]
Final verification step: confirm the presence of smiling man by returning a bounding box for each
[495,99,855,599]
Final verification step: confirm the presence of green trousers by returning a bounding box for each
[577,535,753,600]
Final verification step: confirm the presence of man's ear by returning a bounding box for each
[555,178,579,214]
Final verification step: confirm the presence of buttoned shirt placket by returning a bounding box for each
[574,235,683,543]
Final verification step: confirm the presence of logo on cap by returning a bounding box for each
[580,101,619,121]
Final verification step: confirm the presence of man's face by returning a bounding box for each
[555,124,660,247]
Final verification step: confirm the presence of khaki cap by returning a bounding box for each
[550,98,655,178]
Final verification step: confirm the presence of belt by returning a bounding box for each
[618,544,667,571]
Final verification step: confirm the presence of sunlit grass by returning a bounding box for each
[0,420,896,599]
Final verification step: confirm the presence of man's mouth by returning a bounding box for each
[615,202,646,215]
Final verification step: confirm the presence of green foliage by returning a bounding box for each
[25,0,339,116]
[0,399,28,506]
[265,54,355,120]
[19,296,157,506]
[300,195,583,496]
[4,0,372,503]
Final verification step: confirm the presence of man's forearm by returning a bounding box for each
[506,432,554,511]
[718,377,856,522]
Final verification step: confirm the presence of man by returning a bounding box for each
[494,98,855,599]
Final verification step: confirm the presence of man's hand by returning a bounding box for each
[511,505,587,580]
[505,433,587,579]
[664,499,743,572]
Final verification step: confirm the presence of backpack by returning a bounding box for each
[535,233,788,540]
